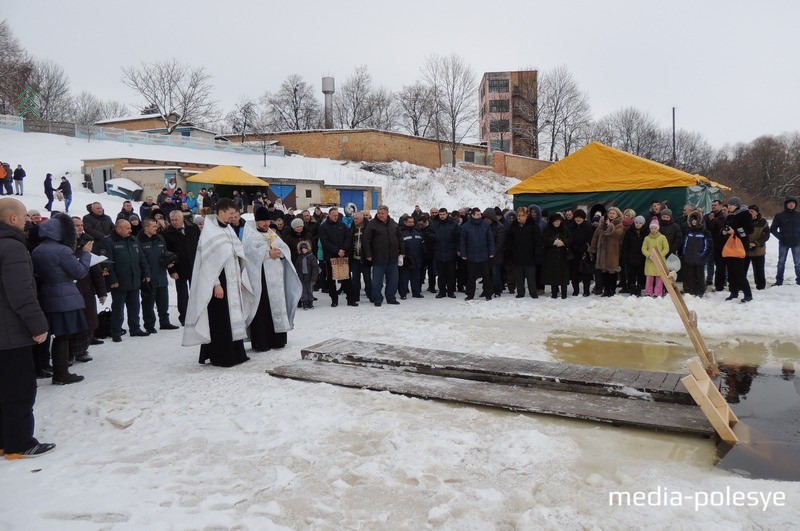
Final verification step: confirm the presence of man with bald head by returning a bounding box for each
[163,210,201,326]
[83,201,114,243]
[99,219,151,342]
[0,198,55,458]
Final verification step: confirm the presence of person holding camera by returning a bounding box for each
[138,218,179,334]
[71,217,108,361]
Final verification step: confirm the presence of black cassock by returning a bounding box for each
[199,271,249,367]
[248,268,287,352]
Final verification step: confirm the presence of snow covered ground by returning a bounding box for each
[1,130,799,529]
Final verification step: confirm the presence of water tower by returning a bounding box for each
[322,76,335,129]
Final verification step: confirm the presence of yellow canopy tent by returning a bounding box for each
[185,165,268,200]
[508,142,728,214]
[186,165,268,187]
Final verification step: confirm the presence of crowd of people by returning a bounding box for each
[1,181,798,459]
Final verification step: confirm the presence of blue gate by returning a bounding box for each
[339,189,364,210]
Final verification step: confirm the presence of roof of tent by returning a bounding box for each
[507,142,703,195]
[185,165,268,187]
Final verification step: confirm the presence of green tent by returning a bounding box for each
[508,142,727,214]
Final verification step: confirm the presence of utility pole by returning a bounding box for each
[672,107,677,167]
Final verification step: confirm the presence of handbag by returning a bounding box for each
[578,254,594,275]
[56,190,64,201]
[330,257,350,280]
[95,308,112,339]
[722,235,746,259]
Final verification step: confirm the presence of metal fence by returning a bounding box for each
[0,114,284,157]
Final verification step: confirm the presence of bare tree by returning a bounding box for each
[538,66,591,161]
[70,91,103,140]
[226,96,259,142]
[362,86,399,131]
[0,19,34,116]
[249,109,279,167]
[674,129,714,174]
[422,53,478,167]
[121,58,218,133]
[29,58,72,121]
[99,99,130,120]
[263,74,321,131]
[397,82,436,137]
[592,107,666,160]
[333,65,375,129]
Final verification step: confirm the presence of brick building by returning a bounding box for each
[479,70,538,157]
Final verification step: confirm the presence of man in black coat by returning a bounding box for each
[139,196,155,221]
[83,202,115,244]
[163,210,200,326]
[349,212,373,303]
[363,205,403,306]
[318,207,356,307]
[507,207,543,298]
[0,198,54,458]
[430,208,460,298]
[99,220,151,341]
[723,197,754,302]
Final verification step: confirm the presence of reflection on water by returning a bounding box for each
[716,363,800,481]
[546,333,800,481]
[548,335,800,374]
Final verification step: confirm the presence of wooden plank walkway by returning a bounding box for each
[300,338,693,404]
[268,361,714,436]
[265,338,717,436]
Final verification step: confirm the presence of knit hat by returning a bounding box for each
[633,215,646,225]
[661,208,673,218]
[254,207,271,221]
[749,204,760,214]
[728,197,742,208]
[291,218,304,229]
[650,218,660,229]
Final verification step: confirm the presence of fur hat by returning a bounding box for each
[291,218,304,229]
[574,209,587,220]
[688,211,703,226]
[548,213,563,223]
[298,239,312,253]
[633,215,646,225]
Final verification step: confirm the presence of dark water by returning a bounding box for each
[547,335,800,481]
[716,363,800,481]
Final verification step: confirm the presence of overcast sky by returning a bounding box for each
[3,0,798,147]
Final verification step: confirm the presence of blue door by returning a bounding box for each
[339,189,364,210]
[371,190,380,210]
[269,184,295,201]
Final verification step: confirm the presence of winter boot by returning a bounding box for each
[551,286,558,299]
[582,281,591,297]
[572,281,579,297]
[561,284,568,299]
[51,339,84,385]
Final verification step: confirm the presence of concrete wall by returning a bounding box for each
[492,151,552,180]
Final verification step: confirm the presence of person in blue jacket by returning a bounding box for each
[680,211,712,297]
[398,215,424,299]
[459,207,495,301]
